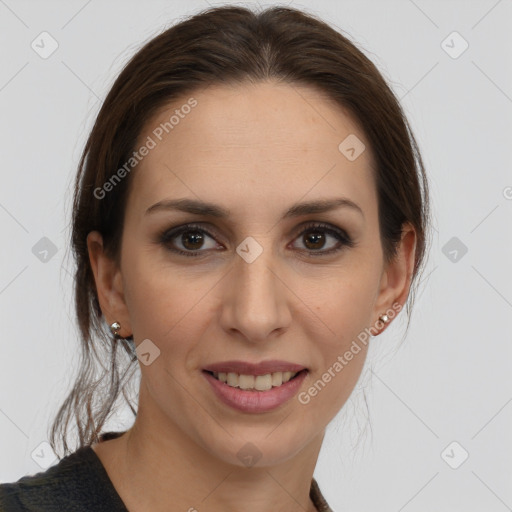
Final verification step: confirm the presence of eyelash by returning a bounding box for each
[158,222,355,258]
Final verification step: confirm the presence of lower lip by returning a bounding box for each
[202,370,308,413]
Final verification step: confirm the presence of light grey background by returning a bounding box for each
[1,1,511,511]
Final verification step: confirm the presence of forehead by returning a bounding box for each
[127,81,376,221]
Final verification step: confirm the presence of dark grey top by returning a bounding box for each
[0,432,333,511]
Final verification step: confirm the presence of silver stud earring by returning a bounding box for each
[110,321,122,339]
[110,321,134,341]
[378,314,390,324]
[109,321,136,361]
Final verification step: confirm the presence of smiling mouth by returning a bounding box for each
[203,369,307,392]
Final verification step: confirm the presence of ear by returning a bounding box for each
[86,231,132,338]
[372,223,417,335]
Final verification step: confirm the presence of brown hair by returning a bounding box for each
[50,4,432,458]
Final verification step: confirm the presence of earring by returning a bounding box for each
[109,321,134,341]
[109,321,136,361]
[378,314,390,324]
[110,321,122,339]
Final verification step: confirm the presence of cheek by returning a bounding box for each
[124,270,208,412]
[123,246,207,332]
[122,260,215,377]
[314,292,371,387]
[299,296,371,423]
[294,271,375,407]
[299,266,377,338]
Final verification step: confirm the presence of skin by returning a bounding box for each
[87,81,416,512]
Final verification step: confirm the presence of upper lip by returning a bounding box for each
[203,360,307,376]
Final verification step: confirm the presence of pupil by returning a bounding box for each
[304,231,324,250]
[182,231,203,250]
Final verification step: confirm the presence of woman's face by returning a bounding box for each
[89,81,414,467]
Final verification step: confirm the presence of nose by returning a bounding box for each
[219,242,292,343]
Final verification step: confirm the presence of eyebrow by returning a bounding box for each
[145,196,364,220]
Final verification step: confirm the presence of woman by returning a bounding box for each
[0,4,430,511]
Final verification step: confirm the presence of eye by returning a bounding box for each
[291,222,355,256]
[158,221,355,258]
[159,223,220,257]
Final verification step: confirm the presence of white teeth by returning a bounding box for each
[239,374,255,390]
[214,371,300,391]
[271,372,282,387]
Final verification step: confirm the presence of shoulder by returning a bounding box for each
[0,444,126,512]
[310,477,334,512]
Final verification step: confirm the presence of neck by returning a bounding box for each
[97,387,324,512]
